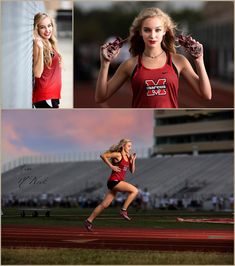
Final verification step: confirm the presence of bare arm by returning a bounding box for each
[100,152,122,172]
[193,56,212,99]
[95,44,131,103]
[33,38,44,78]
[175,41,212,100]
[180,55,212,100]
[129,153,136,173]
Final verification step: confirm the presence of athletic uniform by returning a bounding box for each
[131,53,179,108]
[107,155,130,190]
[84,154,132,231]
[33,50,61,106]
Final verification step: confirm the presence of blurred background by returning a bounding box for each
[74,1,234,108]
[1,0,73,108]
[2,109,233,212]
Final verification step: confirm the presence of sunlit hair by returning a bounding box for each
[129,7,177,56]
[33,12,61,67]
[107,139,132,153]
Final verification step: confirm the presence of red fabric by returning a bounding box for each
[33,50,61,103]
[108,156,130,181]
[131,53,179,108]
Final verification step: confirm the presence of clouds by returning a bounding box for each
[2,117,41,163]
[2,110,153,163]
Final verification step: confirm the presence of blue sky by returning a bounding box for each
[2,110,154,163]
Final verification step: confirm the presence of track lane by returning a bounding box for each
[2,225,233,252]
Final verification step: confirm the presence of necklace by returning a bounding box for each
[143,50,164,59]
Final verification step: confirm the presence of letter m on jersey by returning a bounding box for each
[145,79,167,96]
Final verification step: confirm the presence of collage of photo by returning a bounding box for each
[1,1,234,265]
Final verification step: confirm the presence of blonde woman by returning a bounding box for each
[95,7,212,108]
[84,139,138,232]
[33,13,62,108]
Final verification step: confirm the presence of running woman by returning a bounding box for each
[95,7,212,108]
[33,13,62,108]
[84,139,138,232]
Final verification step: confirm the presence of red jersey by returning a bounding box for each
[108,155,130,181]
[131,53,179,108]
[33,50,61,103]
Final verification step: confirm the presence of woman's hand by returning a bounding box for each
[175,37,212,100]
[130,153,137,161]
[129,153,136,173]
[100,42,120,62]
[178,35,203,59]
[111,165,121,172]
[193,42,204,61]
[189,40,203,61]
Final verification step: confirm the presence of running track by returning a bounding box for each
[2,225,233,253]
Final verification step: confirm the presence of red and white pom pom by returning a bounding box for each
[102,37,128,61]
[177,34,203,58]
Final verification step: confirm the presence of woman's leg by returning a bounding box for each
[113,181,138,210]
[87,190,117,223]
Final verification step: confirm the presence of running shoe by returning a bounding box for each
[120,209,131,221]
[84,219,93,232]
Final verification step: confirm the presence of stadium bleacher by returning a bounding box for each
[2,153,233,201]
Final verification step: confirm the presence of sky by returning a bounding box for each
[2,110,154,164]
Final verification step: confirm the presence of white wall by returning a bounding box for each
[1,1,44,108]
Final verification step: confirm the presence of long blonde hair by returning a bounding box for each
[129,7,177,56]
[33,12,61,67]
[107,139,132,153]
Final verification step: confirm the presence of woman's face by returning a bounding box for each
[37,16,53,40]
[140,16,166,48]
[123,142,132,154]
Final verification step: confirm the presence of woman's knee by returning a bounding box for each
[132,187,139,196]
[126,184,138,196]
[100,201,111,209]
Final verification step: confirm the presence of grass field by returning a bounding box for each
[2,248,234,265]
[2,207,234,229]
[1,207,234,265]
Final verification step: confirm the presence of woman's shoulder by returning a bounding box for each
[33,38,38,48]
[33,37,41,45]
[33,37,43,51]
[111,152,122,162]
[171,52,186,62]
[112,151,122,156]
[122,56,138,67]
[171,52,189,71]
[120,56,138,75]
[107,151,122,157]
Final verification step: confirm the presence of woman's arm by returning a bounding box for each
[95,44,132,103]
[129,153,136,173]
[180,54,212,100]
[33,38,44,78]
[100,152,122,172]
[174,44,212,100]
[193,56,212,99]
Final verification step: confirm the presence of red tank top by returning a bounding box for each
[131,53,179,108]
[108,155,130,181]
[33,50,61,103]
